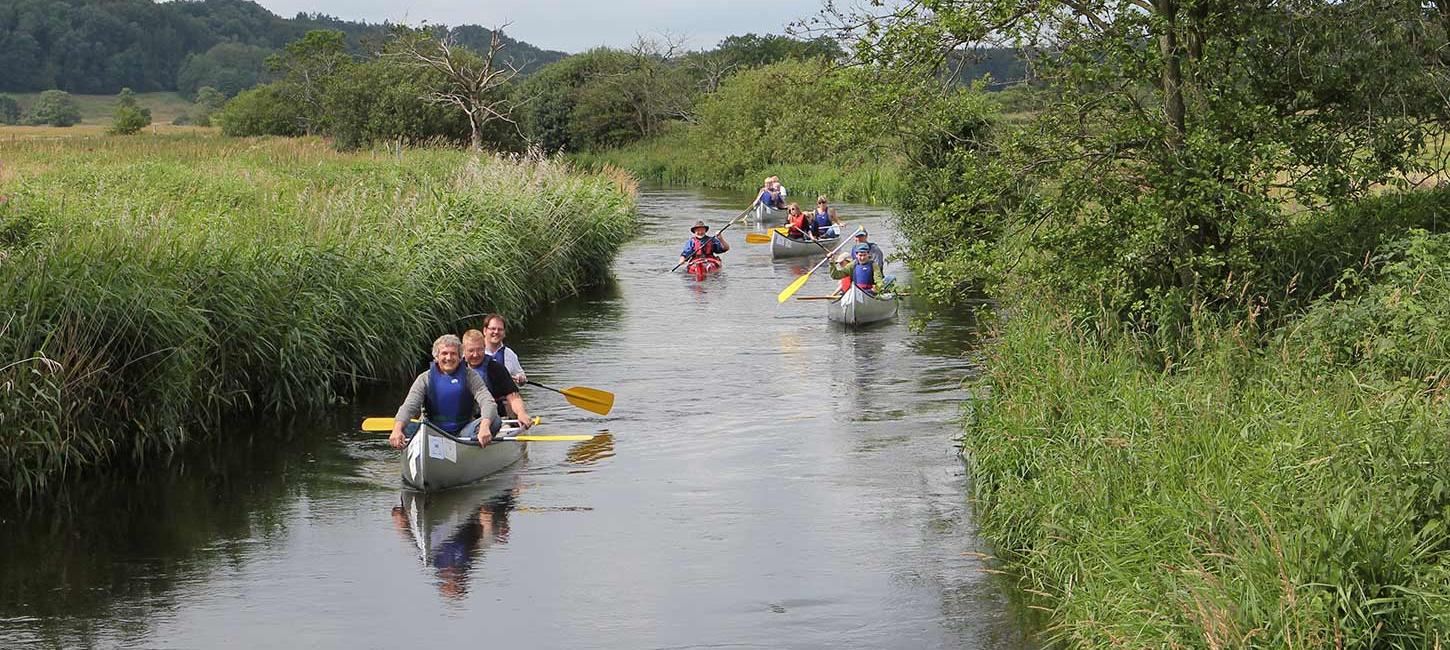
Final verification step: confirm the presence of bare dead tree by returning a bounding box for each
[386,24,522,151]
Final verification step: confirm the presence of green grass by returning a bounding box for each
[962,241,1450,645]
[7,91,195,124]
[0,135,637,499]
[573,130,903,206]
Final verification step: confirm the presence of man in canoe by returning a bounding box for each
[757,178,786,210]
[389,334,501,449]
[831,243,887,295]
[481,313,526,386]
[462,328,533,428]
[852,228,886,270]
[677,220,730,268]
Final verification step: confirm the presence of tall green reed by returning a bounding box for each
[0,135,636,499]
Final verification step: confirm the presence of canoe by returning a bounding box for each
[402,420,528,492]
[827,284,899,326]
[770,228,840,259]
[754,202,783,223]
[686,257,722,279]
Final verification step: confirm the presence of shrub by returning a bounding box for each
[24,90,81,127]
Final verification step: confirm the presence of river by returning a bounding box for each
[0,186,1027,649]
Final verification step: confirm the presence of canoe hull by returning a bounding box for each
[827,284,899,326]
[403,422,527,492]
[770,229,840,259]
[753,203,782,223]
[686,257,722,278]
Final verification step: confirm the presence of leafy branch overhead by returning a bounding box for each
[385,25,523,151]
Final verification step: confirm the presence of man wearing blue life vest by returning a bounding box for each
[677,220,730,267]
[462,328,532,427]
[852,228,885,269]
[831,243,887,295]
[756,178,786,210]
[480,313,526,386]
[389,334,501,449]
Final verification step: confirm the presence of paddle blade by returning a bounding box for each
[500,434,597,442]
[745,232,772,244]
[361,417,396,432]
[777,271,814,303]
[562,386,615,415]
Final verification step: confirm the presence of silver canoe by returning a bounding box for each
[754,202,782,223]
[827,284,899,326]
[402,420,528,492]
[769,228,841,259]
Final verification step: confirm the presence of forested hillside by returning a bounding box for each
[0,0,566,95]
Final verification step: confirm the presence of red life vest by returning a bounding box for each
[689,236,717,259]
[787,212,810,238]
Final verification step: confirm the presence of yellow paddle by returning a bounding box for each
[670,200,758,272]
[527,381,615,416]
[359,416,592,442]
[776,227,863,304]
[745,227,788,244]
[361,416,541,432]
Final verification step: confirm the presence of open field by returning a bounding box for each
[0,134,637,498]
[5,91,196,125]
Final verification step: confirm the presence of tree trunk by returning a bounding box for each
[469,113,484,152]
[1154,0,1186,150]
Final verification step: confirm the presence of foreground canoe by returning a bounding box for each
[403,421,528,492]
[827,284,899,326]
[770,228,840,259]
[686,257,722,278]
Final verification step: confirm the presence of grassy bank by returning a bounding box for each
[0,135,636,498]
[573,131,902,206]
[962,230,1450,645]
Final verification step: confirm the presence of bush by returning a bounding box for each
[0,94,19,124]
[24,90,81,127]
[214,85,302,137]
[107,88,152,135]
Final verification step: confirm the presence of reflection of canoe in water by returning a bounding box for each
[770,228,840,259]
[396,478,516,599]
[827,284,899,326]
[403,421,528,492]
[685,257,721,279]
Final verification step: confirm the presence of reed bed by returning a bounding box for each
[0,135,636,498]
[572,133,903,206]
[965,238,1450,645]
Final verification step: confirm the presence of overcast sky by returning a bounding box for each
[251,0,839,53]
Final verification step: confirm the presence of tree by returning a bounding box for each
[266,30,352,135]
[177,43,270,98]
[24,90,81,127]
[823,0,1450,319]
[189,86,226,126]
[108,87,152,134]
[0,94,19,125]
[213,84,303,137]
[714,33,844,68]
[385,24,522,151]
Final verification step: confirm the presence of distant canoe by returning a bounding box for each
[753,203,783,222]
[770,227,840,259]
[827,284,899,326]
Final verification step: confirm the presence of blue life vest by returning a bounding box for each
[424,362,473,434]
[758,191,774,207]
[813,210,832,229]
[487,345,508,366]
[852,261,875,289]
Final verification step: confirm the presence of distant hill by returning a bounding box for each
[0,0,568,95]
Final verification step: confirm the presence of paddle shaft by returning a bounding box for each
[775,226,864,303]
[671,200,757,272]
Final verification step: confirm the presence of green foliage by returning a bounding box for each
[713,33,843,68]
[0,0,566,95]
[0,138,636,499]
[176,43,270,98]
[0,94,19,124]
[214,85,302,137]
[964,300,1450,646]
[107,88,153,135]
[23,89,81,127]
[321,60,468,150]
[187,86,227,127]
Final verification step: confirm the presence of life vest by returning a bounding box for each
[813,210,832,229]
[787,212,810,238]
[470,359,511,415]
[852,260,875,290]
[688,236,717,259]
[424,361,473,434]
[765,189,785,209]
[486,345,508,367]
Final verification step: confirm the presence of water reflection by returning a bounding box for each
[564,431,615,466]
[393,475,520,601]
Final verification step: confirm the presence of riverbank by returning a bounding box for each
[0,135,636,499]
[573,130,901,206]
[955,224,1450,642]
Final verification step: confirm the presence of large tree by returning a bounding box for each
[385,25,522,152]
[822,0,1450,317]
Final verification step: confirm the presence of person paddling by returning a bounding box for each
[812,196,843,237]
[756,178,786,210]
[481,313,526,386]
[784,203,817,241]
[831,243,887,296]
[851,228,886,270]
[389,334,501,449]
[677,220,730,268]
[463,328,532,428]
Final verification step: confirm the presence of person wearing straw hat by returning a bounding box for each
[677,220,730,268]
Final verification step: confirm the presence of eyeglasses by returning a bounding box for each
[485,327,505,332]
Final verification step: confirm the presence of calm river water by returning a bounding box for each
[0,187,1026,648]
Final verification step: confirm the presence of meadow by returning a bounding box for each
[0,134,637,498]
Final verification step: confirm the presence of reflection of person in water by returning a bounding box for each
[433,491,514,599]
[391,482,520,600]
